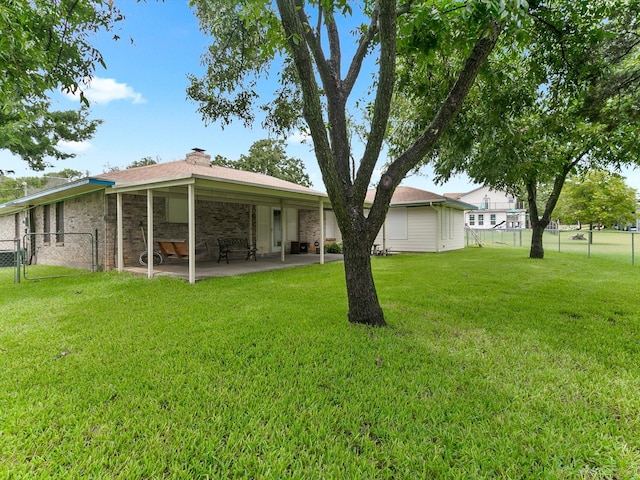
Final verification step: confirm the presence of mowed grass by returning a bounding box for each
[473,228,639,265]
[1,248,639,478]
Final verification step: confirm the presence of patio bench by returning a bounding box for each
[217,237,257,263]
[157,239,209,260]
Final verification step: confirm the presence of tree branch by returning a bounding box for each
[372,20,503,216]
[343,6,379,97]
[352,0,397,201]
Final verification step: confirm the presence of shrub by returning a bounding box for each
[325,241,342,253]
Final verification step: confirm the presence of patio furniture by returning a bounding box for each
[157,239,209,260]
[217,237,257,263]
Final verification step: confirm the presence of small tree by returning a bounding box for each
[555,171,638,231]
[211,139,311,187]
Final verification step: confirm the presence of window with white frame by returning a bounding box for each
[387,208,408,240]
[490,214,496,225]
[166,197,188,223]
[478,214,484,226]
[469,213,475,226]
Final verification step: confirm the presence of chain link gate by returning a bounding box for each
[0,239,22,283]
[22,232,96,280]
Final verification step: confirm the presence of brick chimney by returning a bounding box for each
[185,148,211,167]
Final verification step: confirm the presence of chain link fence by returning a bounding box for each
[467,228,637,266]
[0,239,21,283]
[21,232,96,280]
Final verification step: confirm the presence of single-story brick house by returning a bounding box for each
[0,149,339,283]
[1,152,476,281]
[366,186,477,253]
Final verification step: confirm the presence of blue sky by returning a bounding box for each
[2,0,639,195]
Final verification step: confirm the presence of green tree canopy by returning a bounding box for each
[389,0,640,259]
[0,0,123,171]
[0,167,86,203]
[128,157,159,169]
[211,139,311,187]
[555,170,638,230]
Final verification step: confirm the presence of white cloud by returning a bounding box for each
[64,77,145,105]
[59,140,92,153]
[287,130,311,144]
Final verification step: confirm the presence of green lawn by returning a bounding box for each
[470,228,638,266]
[1,249,640,478]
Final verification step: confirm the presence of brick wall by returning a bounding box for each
[2,189,331,270]
[104,194,257,269]
[299,209,321,248]
[28,192,106,270]
[0,212,23,240]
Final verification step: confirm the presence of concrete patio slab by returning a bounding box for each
[123,253,344,282]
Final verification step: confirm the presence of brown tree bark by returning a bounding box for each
[341,234,386,326]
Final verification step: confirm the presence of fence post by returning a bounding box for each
[558,228,561,252]
[14,239,20,284]
[588,230,592,258]
[632,232,635,266]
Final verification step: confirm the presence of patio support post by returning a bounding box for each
[433,204,440,253]
[147,189,154,279]
[249,205,253,248]
[188,183,196,284]
[116,192,124,272]
[382,221,387,253]
[319,197,325,265]
[281,200,286,262]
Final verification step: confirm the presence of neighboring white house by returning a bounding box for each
[446,186,527,229]
[366,186,476,253]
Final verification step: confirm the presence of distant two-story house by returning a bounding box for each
[445,186,527,229]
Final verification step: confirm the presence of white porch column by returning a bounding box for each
[248,205,253,247]
[382,222,387,253]
[147,189,154,279]
[280,200,286,262]
[188,183,196,284]
[116,192,124,272]
[319,197,325,265]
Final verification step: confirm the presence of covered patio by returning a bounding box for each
[98,149,338,284]
[122,252,344,282]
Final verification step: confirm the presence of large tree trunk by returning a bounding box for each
[526,166,573,259]
[341,235,386,327]
[529,220,548,259]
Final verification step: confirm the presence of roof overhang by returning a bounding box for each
[391,198,478,210]
[106,173,330,209]
[0,178,115,215]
